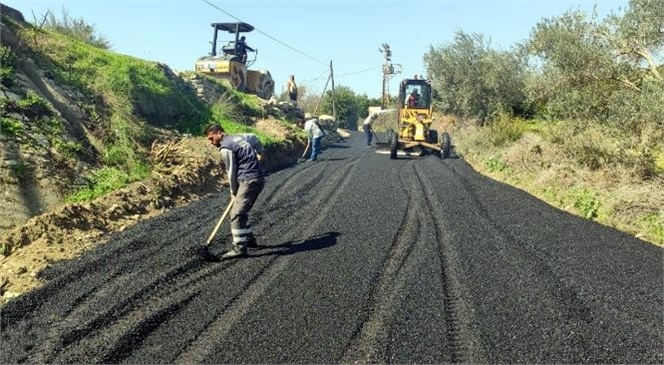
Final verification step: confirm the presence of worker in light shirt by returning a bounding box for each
[303,118,326,162]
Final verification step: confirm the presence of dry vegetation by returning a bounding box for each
[438,115,664,246]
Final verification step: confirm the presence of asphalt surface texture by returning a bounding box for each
[1,132,662,364]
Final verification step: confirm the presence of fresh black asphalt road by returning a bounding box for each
[1,132,662,364]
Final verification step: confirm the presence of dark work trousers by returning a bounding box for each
[309,136,323,161]
[363,124,373,146]
[230,178,265,248]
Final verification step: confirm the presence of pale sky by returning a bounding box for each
[3,0,629,98]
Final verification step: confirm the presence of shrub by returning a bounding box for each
[0,45,17,87]
[488,114,525,147]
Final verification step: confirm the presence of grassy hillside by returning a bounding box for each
[3,16,287,204]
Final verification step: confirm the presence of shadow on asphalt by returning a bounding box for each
[324,144,351,149]
[251,231,341,257]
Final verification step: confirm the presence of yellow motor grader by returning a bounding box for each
[194,22,274,99]
[380,77,450,159]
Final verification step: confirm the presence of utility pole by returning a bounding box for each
[379,43,400,109]
[330,60,336,121]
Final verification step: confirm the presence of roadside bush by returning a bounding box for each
[487,114,525,147]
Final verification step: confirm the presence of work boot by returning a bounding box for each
[222,245,247,259]
[246,237,258,248]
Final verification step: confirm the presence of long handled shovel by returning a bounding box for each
[200,196,236,262]
[298,139,311,163]
[372,130,381,144]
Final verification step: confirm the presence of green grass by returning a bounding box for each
[16,24,214,201]
[17,90,53,117]
[641,213,664,245]
[566,186,601,219]
[66,164,150,203]
[53,140,83,159]
[201,75,267,119]
[12,22,290,203]
[0,45,17,87]
[484,155,509,172]
[0,117,23,136]
[0,241,10,255]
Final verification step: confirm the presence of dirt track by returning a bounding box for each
[1,132,662,364]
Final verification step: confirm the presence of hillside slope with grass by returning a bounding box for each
[0,5,307,300]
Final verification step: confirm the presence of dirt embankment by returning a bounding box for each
[0,5,308,302]
[1,126,306,302]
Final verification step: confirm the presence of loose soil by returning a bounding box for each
[0,134,304,302]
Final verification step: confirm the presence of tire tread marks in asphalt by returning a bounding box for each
[442,161,601,331]
[412,162,487,364]
[1,197,222,363]
[33,257,229,363]
[341,163,422,364]
[426,157,663,363]
[176,150,362,363]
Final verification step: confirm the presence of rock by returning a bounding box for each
[4,91,22,102]
[106,204,121,215]
[15,74,29,83]
[3,291,21,300]
[8,112,24,121]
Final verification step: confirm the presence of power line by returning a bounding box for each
[335,66,382,78]
[201,0,328,66]
[300,67,331,85]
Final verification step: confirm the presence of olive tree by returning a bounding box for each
[424,31,529,123]
[526,0,663,128]
[321,85,362,129]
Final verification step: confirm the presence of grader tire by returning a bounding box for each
[441,132,451,159]
[390,131,398,160]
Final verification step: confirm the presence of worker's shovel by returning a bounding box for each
[372,130,381,144]
[199,196,236,262]
[297,139,311,163]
